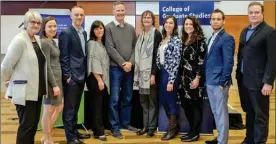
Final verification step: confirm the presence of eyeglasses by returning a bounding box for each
[29,21,41,25]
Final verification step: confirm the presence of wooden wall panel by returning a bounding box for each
[264,1,276,28]
[1,1,76,15]
[224,16,249,53]
[135,15,160,35]
[77,1,135,15]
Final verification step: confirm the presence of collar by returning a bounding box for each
[113,19,125,28]
[212,28,223,37]
[248,22,262,30]
[72,24,84,33]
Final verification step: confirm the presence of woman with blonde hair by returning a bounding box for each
[1,10,46,144]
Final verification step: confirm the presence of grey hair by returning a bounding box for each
[23,10,42,29]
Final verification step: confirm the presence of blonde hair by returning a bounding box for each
[23,10,42,29]
[113,1,125,8]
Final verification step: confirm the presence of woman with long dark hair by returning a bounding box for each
[86,20,109,141]
[156,15,182,141]
[178,16,207,142]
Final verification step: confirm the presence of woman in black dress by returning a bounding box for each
[178,16,207,142]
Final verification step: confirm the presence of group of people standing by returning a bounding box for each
[1,1,275,144]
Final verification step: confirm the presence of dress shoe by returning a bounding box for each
[94,135,107,141]
[77,132,90,139]
[124,125,138,132]
[136,128,148,135]
[241,137,247,144]
[67,139,85,144]
[181,134,200,142]
[180,133,190,140]
[146,129,155,137]
[112,131,123,139]
[205,137,218,144]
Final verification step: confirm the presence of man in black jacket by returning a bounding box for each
[236,2,275,144]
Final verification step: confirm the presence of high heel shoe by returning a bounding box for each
[40,136,45,144]
[44,139,55,144]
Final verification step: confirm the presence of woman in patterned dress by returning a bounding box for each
[178,16,207,142]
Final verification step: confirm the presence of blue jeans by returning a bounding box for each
[206,84,229,144]
[108,66,133,132]
[159,68,179,116]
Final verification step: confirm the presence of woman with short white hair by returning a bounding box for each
[1,10,47,144]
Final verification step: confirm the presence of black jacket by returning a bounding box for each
[236,22,275,90]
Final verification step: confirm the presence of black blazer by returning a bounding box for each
[59,25,88,84]
[236,22,275,90]
[151,29,162,75]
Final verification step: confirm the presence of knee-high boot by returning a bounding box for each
[161,115,178,140]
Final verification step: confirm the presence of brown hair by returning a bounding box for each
[71,5,84,12]
[248,2,264,13]
[211,9,225,20]
[181,16,205,45]
[113,1,125,8]
[140,10,155,28]
[40,16,57,38]
[161,15,178,39]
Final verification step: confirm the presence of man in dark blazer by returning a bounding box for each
[236,2,275,144]
[59,6,90,144]
[204,9,235,144]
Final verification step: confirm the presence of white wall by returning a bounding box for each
[1,15,24,54]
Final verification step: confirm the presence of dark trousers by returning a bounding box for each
[245,88,269,144]
[86,74,107,136]
[181,98,202,136]
[237,74,249,112]
[140,84,158,130]
[15,96,42,144]
[63,79,85,141]
[108,66,133,132]
[159,68,179,116]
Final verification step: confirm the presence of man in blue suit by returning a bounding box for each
[204,9,235,144]
[59,6,90,144]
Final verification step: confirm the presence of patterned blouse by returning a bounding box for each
[179,39,207,100]
[156,35,182,84]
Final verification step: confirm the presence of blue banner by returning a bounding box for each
[41,14,72,37]
[159,1,214,25]
[158,89,214,135]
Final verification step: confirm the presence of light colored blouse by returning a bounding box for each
[160,43,168,65]
[87,40,110,93]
